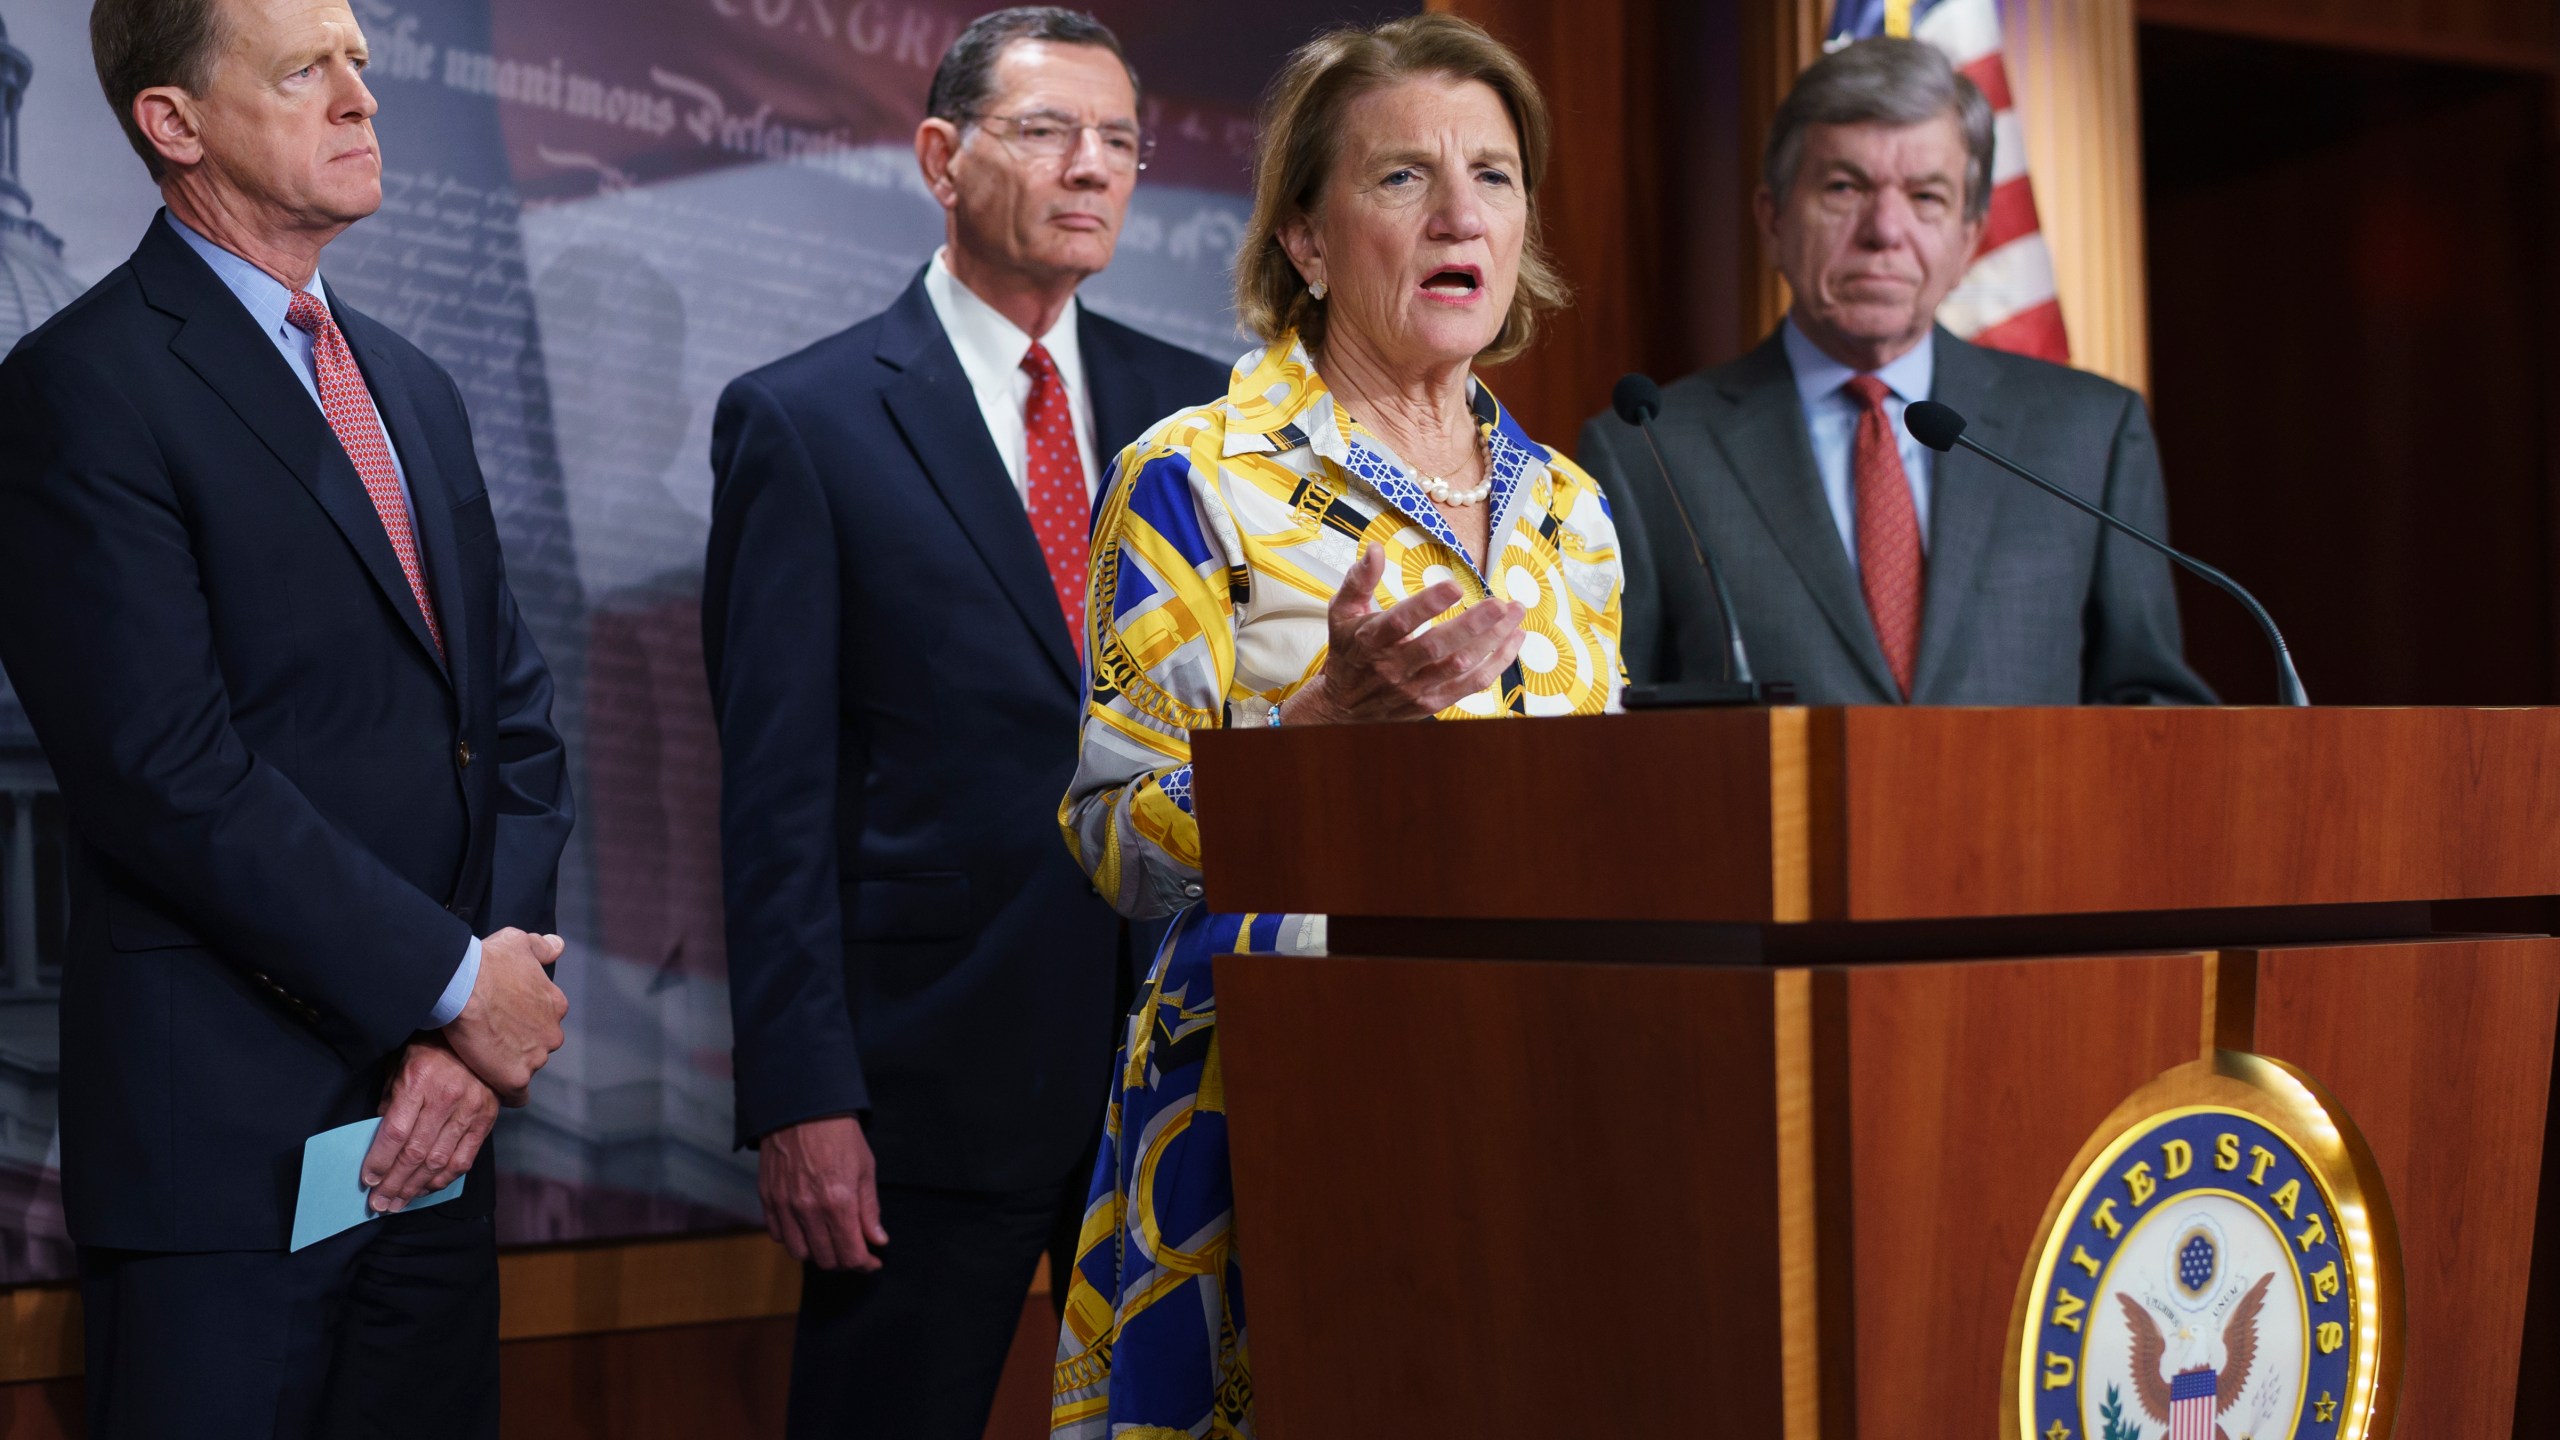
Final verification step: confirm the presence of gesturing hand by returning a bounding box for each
[442,927,568,1106]
[365,1034,498,1212]
[759,1114,890,1272]
[1283,543,1526,725]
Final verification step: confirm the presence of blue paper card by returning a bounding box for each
[289,1117,466,1252]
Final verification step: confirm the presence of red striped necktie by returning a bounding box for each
[285,291,443,659]
[1021,341,1089,654]
[1845,374,1922,699]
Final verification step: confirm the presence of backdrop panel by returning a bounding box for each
[0,0,1345,1280]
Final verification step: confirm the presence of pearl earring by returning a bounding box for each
[1309,280,1328,301]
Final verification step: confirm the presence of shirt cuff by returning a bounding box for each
[427,936,482,1029]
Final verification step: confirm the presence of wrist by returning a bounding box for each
[429,936,484,1031]
[1277,680,1332,727]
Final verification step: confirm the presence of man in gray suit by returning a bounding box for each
[1580,37,2212,705]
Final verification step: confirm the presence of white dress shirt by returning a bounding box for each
[166,213,480,1029]
[922,249,1101,505]
[1783,318,1937,568]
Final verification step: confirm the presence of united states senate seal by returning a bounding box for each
[2002,1050,2403,1440]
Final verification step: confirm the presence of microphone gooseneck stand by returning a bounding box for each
[1611,373,1795,708]
[1901,400,2308,706]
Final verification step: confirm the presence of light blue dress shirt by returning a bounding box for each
[1782,318,1936,569]
[166,215,481,1030]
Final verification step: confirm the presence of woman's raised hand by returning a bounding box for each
[1283,543,1526,724]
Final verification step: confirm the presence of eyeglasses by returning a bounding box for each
[965,110,1155,173]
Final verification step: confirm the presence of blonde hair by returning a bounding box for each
[1234,14,1566,368]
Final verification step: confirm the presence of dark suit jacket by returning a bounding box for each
[704,272,1227,1194]
[0,215,573,1251]
[1579,327,2215,705]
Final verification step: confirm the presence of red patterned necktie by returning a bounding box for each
[1845,374,1922,699]
[285,291,443,659]
[1021,341,1089,653]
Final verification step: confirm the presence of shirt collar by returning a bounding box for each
[1212,330,1537,574]
[925,247,1080,390]
[164,211,330,337]
[1218,332,1335,459]
[1782,316,1935,409]
[1215,331,1519,470]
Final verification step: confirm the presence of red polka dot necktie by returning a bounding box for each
[1020,341,1089,654]
[285,291,443,660]
[1845,374,1922,700]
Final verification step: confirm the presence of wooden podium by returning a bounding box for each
[1191,708,2560,1438]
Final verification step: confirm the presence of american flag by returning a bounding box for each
[1824,0,2071,363]
[2169,1367,2219,1440]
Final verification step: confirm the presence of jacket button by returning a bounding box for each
[1182,882,1203,899]
[456,740,474,769]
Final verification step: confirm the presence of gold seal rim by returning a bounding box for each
[1997,1050,2405,1440]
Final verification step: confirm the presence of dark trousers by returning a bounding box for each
[79,1205,500,1440]
[784,1163,1089,1439]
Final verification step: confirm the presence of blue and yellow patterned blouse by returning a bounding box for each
[1063,332,1627,920]
[1051,334,1626,1438]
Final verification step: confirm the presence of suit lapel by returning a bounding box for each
[1911,329,2012,701]
[1710,335,1900,698]
[135,221,453,684]
[1079,309,1152,491]
[1078,310,1152,525]
[876,277,1080,691]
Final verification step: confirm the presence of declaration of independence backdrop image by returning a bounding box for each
[0,0,1354,1281]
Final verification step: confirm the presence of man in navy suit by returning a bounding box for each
[0,2,571,1435]
[705,8,1226,1435]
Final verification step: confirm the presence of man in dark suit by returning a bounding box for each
[0,2,571,1435]
[1580,37,2213,705]
[703,9,1226,1435]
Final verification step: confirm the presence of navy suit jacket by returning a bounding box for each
[705,273,1227,1193]
[0,216,573,1251]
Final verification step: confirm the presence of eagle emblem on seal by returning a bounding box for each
[2117,1270,2274,1440]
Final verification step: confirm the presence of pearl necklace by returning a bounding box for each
[1418,424,1495,507]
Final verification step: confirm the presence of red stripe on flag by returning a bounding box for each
[1976,176,2043,259]
[1967,298,2069,365]
[1960,53,2013,113]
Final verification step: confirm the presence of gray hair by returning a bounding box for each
[924,7,1138,124]
[1764,37,1994,224]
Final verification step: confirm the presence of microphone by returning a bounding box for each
[1610,374,1792,708]
[1902,401,2308,706]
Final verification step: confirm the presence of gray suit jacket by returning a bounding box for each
[1578,326,2215,705]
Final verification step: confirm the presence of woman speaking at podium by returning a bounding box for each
[1050,15,1627,1435]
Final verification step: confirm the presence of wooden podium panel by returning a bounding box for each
[1212,949,2214,1437]
[1199,708,1810,923]
[1215,957,1787,1437]
[1218,939,2560,1437]
[1824,952,2207,1433]
[2245,941,2560,1437]
[1197,709,2560,1437]
[1196,707,2560,922]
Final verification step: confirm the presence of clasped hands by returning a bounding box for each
[364,927,568,1211]
[1281,542,1526,724]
